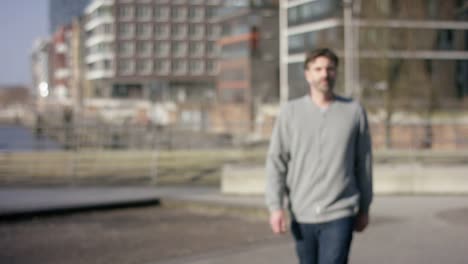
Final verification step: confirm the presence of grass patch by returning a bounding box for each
[0,148,268,186]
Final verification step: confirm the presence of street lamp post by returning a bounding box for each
[343,0,354,97]
[279,0,288,104]
[353,0,362,100]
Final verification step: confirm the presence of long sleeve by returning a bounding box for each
[265,106,291,212]
[355,105,373,214]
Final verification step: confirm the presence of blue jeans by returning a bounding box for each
[291,216,355,264]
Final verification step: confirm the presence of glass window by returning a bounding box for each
[190,60,204,75]
[222,23,231,36]
[172,59,187,74]
[137,41,152,56]
[206,7,217,19]
[171,7,187,21]
[171,6,180,19]
[315,0,330,15]
[87,62,95,71]
[89,43,112,54]
[118,42,135,56]
[154,24,169,39]
[189,42,204,57]
[206,41,219,57]
[118,6,133,19]
[136,24,152,38]
[206,0,222,5]
[103,60,111,70]
[427,0,438,18]
[206,60,218,74]
[172,41,188,57]
[154,59,170,74]
[437,30,454,50]
[188,24,204,39]
[288,35,304,54]
[154,6,170,21]
[154,42,170,57]
[118,59,134,75]
[171,24,187,39]
[205,25,213,38]
[457,60,468,97]
[136,59,152,74]
[206,25,220,39]
[86,29,94,38]
[101,6,113,17]
[288,7,299,25]
[188,7,204,21]
[300,3,314,21]
[103,24,113,34]
[112,84,143,98]
[288,0,339,26]
[136,5,151,20]
[119,23,134,38]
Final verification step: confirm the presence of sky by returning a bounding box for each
[0,0,48,87]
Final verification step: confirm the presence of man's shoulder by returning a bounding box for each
[334,95,355,104]
[334,95,364,111]
[286,96,306,106]
[279,96,306,113]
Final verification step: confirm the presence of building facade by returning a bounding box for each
[84,0,222,105]
[49,0,91,33]
[215,0,279,134]
[31,38,52,99]
[51,25,73,101]
[281,0,468,110]
[70,16,90,108]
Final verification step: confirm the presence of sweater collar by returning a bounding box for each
[303,94,335,113]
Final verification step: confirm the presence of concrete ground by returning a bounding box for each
[1,187,468,263]
[0,206,281,264]
[158,195,468,264]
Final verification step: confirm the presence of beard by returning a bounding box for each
[313,78,335,94]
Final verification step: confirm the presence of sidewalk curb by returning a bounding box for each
[160,198,269,221]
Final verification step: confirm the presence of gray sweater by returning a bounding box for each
[265,95,373,223]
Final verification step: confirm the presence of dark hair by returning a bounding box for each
[303,48,339,69]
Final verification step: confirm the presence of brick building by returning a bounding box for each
[83,0,223,125]
[214,0,279,134]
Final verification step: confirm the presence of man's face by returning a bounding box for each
[304,56,337,94]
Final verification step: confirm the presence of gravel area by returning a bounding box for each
[0,205,282,264]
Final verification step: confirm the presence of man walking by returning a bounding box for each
[265,48,373,264]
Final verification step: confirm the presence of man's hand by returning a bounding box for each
[269,210,287,234]
[354,213,369,232]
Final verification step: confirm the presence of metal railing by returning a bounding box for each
[1,119,467,187]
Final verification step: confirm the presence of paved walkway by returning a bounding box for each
[0,187,162,217]
[1,186,468,263]
[0,186,264,218]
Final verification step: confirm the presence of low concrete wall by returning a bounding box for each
[375,164,468,194]
[222,163,468,195]
[221,164,266,195]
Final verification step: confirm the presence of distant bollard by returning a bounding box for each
[35,114,43,139]
[63,108,74,150]
[111,133,122,149]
